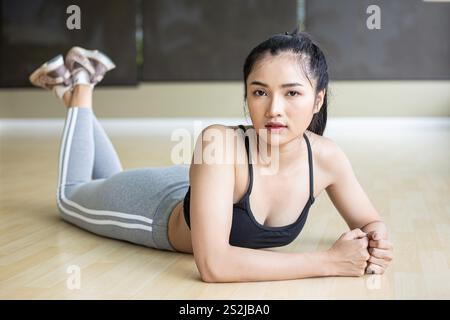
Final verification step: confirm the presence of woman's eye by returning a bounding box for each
[253,90,266,96]
[253,90,300,97]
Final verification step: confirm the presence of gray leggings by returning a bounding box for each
[56,107,189,252]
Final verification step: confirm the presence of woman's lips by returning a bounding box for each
[264,125,287,133]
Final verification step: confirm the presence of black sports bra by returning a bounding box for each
[182,125,315,249]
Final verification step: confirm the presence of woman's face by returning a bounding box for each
[246,51,325,146]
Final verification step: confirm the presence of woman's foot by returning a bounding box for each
[65,46,116,88]
[29,54,73,99]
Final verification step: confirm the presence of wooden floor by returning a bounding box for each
[0,121,449,299]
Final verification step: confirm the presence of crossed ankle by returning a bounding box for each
[72,69,94,88]
[29,47,114,103]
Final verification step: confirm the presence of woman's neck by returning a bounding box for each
[253,133,307,176]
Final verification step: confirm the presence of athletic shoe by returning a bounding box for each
[29,54,72,99]
[65,46,116,87]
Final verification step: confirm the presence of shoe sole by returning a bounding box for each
[66,46,116,73]
[29,54,65,87]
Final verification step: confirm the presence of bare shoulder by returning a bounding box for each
[201,123,247,149]
[201,123,232,133]
[305,131,351,185]
[200,124,242,136]
[190,124,242,167]
[196,124,238,145]
[306,131,342,160]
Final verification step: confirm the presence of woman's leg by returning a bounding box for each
[56,85,189,251]
[30,51,185,250]
[92,112,123,179]
[58,85,96,197]
[61,85,123,180]
[57,85,154,247]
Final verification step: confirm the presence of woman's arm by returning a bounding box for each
[323,139,393,274]
[204,246,331,283]
[323,140,382,229]
[189,125,329,282]
[189,126,368,282]
[206,228,370,283]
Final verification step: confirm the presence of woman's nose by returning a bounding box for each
[266,96,284,117]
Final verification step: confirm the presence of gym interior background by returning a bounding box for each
[0,0,449,299]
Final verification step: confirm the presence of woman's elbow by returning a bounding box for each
[196,252,230,283]
[198,262,223,283]
[200,270,218,283]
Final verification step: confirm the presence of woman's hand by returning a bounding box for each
[327,228,370,277]
[365,231,394,275]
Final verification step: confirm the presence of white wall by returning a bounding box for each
[0,81,448,118]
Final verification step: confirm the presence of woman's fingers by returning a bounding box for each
[344,228,367,240]
[365,232,393,275]
[369,247,393,261]
[366,262,385,275]
[368,255,388,268]
[369,239,393,250]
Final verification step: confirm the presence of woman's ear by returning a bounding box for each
[314,89,326,114]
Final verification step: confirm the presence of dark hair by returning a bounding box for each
[243,28,329,136]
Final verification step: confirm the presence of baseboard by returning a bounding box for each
[0,117,449,137]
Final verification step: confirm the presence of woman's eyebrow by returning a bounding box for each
[250,81,303,88]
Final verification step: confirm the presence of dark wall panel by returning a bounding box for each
[306,0,450,80]
[0,0,137,87]
[142,0,298,81]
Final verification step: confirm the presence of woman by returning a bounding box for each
[29,29,393,283]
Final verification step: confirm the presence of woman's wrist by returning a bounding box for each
[361,221,388,239]
[319,250,336,276]
[292,250,335,278]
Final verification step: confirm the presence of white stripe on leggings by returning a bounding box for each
[57,107,153,231]
[56,197,152,232]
